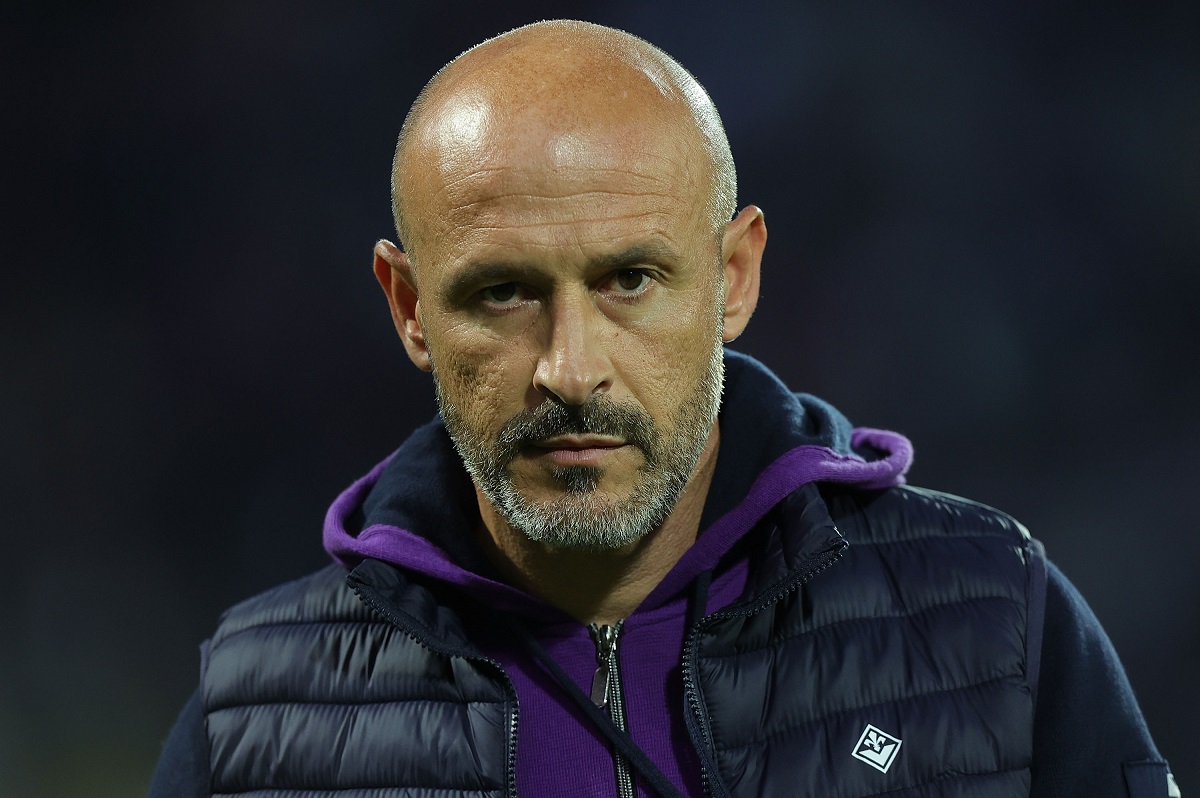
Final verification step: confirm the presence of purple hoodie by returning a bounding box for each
[323,352,912,797]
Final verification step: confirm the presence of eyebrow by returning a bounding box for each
[441,240,681,301]
[590,240,680,271]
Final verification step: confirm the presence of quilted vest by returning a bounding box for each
[201,483,1044,797]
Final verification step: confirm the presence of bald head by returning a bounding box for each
[390,20,736,262]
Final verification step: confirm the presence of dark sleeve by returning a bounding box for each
[1030,561,1179,798]
[147,686,211,798]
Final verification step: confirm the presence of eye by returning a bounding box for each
[480,282,520,304]
[611,269,651,294]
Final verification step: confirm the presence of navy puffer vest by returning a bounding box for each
[202,483,1044,797]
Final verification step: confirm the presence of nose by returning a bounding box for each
[532,292,613,406]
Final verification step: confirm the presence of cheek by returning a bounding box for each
[621,284,722,410]
[429,321,536,433]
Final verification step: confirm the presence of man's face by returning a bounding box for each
[408,101,726,550]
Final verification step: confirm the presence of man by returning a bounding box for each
[149,20,1176,798]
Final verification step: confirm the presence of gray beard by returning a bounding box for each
[435,331,725,552]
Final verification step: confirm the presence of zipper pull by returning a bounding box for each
[588,623,619,708]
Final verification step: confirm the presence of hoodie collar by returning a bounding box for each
[323,350,912,615]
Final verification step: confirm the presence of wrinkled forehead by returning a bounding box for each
[403,81,711,252]
[424,87,698,177]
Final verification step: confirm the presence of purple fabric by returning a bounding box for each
[325,454,571,620]
[645,430,911,608]
[321,426,913,797]
[850,427,914,487]
[323,452,392,569]
[471,586,726,797]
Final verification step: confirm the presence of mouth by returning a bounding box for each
[527,435,630,466]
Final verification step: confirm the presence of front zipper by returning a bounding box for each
[680,540,847,798]
[589,620,635,798]
[349,576,521,797]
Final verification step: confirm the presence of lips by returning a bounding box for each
[529,435,629,466]
[536,434,624,449]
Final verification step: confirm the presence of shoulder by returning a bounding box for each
[201,562,423,714]
[809,484,1045,620]
[210,563,366,645]
[821,483,1034,547]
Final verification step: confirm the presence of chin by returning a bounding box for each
[499,480,676,553]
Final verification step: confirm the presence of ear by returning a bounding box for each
[719,205,766,342]
[373,239,431,371]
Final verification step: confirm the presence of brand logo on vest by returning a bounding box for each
[851,724,902,773]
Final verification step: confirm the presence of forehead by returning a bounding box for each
[407,95,710,267]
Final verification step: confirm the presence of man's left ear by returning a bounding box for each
[720,205,766,342]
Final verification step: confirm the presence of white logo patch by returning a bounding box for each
[851,724,902,773]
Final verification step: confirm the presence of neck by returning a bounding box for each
[475,424,720,626]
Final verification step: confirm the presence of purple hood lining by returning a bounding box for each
[324,454,554,617]
[641,428,910,607]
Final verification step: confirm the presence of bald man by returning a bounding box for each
[149,21,1175,798]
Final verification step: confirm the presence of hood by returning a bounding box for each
[323,350,912,617]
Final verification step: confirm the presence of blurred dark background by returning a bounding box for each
[3,2,1196,794]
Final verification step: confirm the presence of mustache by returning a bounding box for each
[496,397,658,465]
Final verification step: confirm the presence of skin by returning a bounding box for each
[374,23,766,624]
